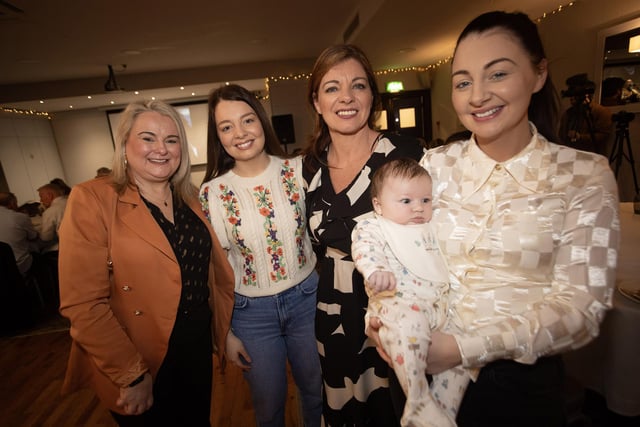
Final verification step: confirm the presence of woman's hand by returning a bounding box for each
[116,372,153,415]
[225,330,252,371]
[365,316,392,364]
[426,331,463,374]
[366,317,463,374]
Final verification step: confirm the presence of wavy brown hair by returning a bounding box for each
[303,44,382,170]
[202,84,287,183]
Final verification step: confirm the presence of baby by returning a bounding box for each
[352,158,469,427]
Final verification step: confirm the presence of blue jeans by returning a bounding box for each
[232,271,322,427]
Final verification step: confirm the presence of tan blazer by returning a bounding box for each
[58,177,234,413]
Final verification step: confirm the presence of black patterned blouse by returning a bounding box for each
[143,197,211,311]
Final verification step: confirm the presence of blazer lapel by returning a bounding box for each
[118,185,177,263]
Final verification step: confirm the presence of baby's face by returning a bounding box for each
[373,175,433,225]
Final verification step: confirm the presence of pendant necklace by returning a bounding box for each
[139,185,171,207]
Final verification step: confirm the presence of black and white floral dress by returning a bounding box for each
[303,133,424,426]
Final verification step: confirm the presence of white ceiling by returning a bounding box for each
[0,0,570,113]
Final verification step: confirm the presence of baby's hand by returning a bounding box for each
[367,271,396,294]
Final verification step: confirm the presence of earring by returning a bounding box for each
[124,156,128,168]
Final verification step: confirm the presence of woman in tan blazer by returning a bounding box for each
[58,100,234,427]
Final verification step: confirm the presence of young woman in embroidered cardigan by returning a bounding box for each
[199,84,322,427]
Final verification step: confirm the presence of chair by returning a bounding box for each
[0,242,44,335]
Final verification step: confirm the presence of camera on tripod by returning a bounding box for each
[609,109,639,199]
[611,110,635,125]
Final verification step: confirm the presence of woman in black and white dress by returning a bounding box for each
[302,44,424,426]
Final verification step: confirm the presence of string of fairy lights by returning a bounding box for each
[3,1,579,117]
[267,1,579,83]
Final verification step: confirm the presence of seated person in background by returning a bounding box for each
[601,77,626,107]
[37,183,68,253]
[621,78,640,103]
[0,192,39,276]
[558,73,612,156]
[37,182,68,302]
[50,178,72,196]
[352,158,470,427]
[95,166,112,177]
[18,201,43,231]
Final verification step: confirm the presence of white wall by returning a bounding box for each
[0,112,65,204]
[50,109,115,186]
[269,78,312,154]
[428,63,459,142]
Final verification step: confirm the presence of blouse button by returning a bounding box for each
[134,310,142,316]
[495,164,502,170]
[122,285,131,291]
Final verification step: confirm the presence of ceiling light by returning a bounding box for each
[630,35,640,53]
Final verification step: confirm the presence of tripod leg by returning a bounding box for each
[612,133,624,177]
[624,130,640,195]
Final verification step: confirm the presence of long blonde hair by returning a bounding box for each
[111,100,197,204]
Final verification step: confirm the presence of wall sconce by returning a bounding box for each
[629,35,640,53]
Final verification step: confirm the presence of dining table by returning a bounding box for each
[563,202,640,416]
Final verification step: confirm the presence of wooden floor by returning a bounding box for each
[3,316,640,427]
[0,315,302,427]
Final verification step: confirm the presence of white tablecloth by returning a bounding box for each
[564,202,640,416]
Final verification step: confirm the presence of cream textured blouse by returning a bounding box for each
[420,125,620,368]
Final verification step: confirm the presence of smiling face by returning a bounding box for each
[313,58,373,137]
[451,29,547,156]
[373,174,433,225]
[214,99,268,174]
[125,111,181,186]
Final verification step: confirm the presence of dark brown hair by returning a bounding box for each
[454,11,559,141]
[303,44,382,168]
[202,84,287,182]
[370,158,431,200]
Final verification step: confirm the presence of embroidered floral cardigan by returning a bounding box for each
[200,155,316,297]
